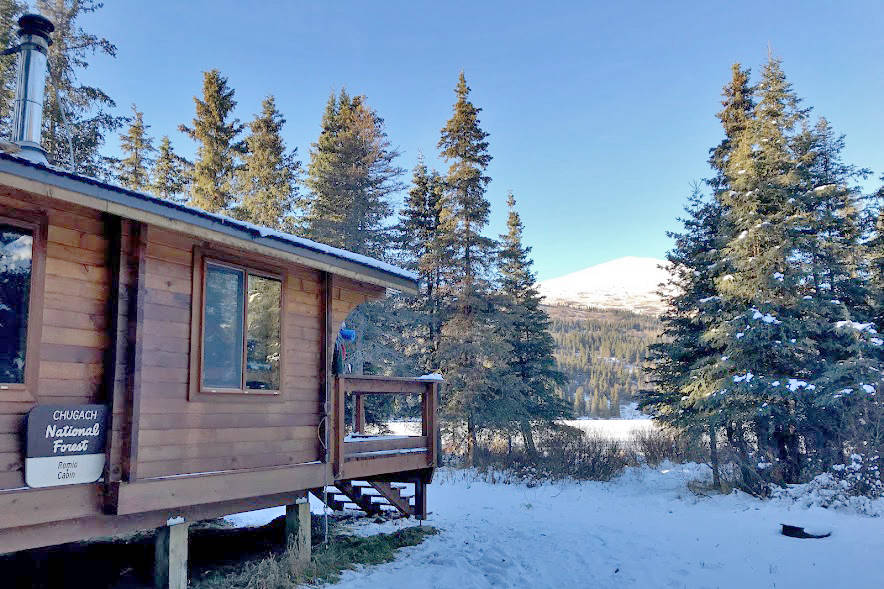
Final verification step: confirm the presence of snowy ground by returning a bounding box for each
[226,463,883,589]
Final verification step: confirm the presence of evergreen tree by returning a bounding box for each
[611,388,621,417]
[573,386,585,417]
[37,0,123,178]
[233,95,301,230]
[304,89,402,257]
[116,104,155,191]
[645,65,754,444]
[590,391,601,417]
[396,156,446,372]
[497,192,568,452]
[705,58,876,483]
[179,69,243,214]
[436,72,506,464]
[871,175,884,325]
[0,1,24,137]
[150,136,191,202]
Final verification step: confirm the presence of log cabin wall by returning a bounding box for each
[132,227,385,480]
[0,186,114,492]
[0,178,391,552]
[0,181,386,497]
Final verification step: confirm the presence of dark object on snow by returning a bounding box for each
[781,524,831,539]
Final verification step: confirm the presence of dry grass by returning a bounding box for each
[469,424,705,485]
[193,522,437,589]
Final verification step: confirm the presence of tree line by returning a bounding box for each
[547,307,658,418]
[0,2,569,465]
[643,57,884,492]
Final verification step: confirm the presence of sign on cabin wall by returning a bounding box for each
[25,405,108,488]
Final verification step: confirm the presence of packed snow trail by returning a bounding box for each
[227,463,883,589]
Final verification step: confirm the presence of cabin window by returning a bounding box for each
[200,259,282,394]
[0,224,33,384]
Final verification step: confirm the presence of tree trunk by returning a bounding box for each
[520,420,537,456]
[466,416,477,467]
[728,421,755,491]
[709,423,721,491]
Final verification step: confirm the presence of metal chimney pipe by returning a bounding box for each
[10,14,54,164]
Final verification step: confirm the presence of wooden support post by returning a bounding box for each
[354,392,365,433]
[413,478,427,520]
[286,497,311,566]
[334,377,345,479]
[125,222,148,483]
[154,520,189,589]
[427,382,441,467]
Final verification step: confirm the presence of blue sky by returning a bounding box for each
[73,1,883,280]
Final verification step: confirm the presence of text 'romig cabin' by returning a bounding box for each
[0,13,439,588]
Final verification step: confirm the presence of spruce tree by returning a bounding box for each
[645,65,753,435]
[150,136,191,202]
[116,105,155,191]
[396,156,446,372]
[871,176,884,325]
[179,69,243,214]
[497,193,568,452]
[234,96,301,230]
[0,1,24,137]
[590,391,601,417]
[304,89,402,257]
[436,73,507,464]
[705,57,877,482]
[37,0,123,178]
[573,386,585,417]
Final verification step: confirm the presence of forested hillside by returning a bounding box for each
[545,305,659,417]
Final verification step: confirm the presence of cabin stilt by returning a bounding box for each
[154,521,189,589]
[413,478,428,520]
[286,496,311,565]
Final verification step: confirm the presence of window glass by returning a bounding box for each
[202,263,244,389]
[0,224,32,384]
[246,274,281,390]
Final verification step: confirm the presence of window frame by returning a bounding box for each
[190,246,286,399]
[0,210,47,402]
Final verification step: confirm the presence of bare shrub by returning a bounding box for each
[631,428,700,466]
[473,424,637,483]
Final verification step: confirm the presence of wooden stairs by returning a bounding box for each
[310,480,426,519]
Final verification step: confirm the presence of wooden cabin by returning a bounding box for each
[0,150,439,573]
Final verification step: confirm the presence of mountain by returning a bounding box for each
[537,256,672,315]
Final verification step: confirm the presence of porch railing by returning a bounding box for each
[332,375,440,480]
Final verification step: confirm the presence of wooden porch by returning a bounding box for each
[317,375,441,518]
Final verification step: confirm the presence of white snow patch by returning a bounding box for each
[787,379,816,392]
[280,465,884,589]
[418,373,445,381]
[733,372,754,383]
[750,308,781,324]
[835,321,877,334]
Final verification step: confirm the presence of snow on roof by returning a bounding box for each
[0,151,418,286]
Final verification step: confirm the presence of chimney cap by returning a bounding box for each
[17,13,54,43]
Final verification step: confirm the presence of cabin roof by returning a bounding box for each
[0,151,418,293]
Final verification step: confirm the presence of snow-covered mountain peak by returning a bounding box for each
[538,256,672,315]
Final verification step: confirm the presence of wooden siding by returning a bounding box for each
[0,187,112,491]
[0,182,392,549]
[132,228,385,480]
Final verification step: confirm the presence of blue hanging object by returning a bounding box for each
[339,328,357,342]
